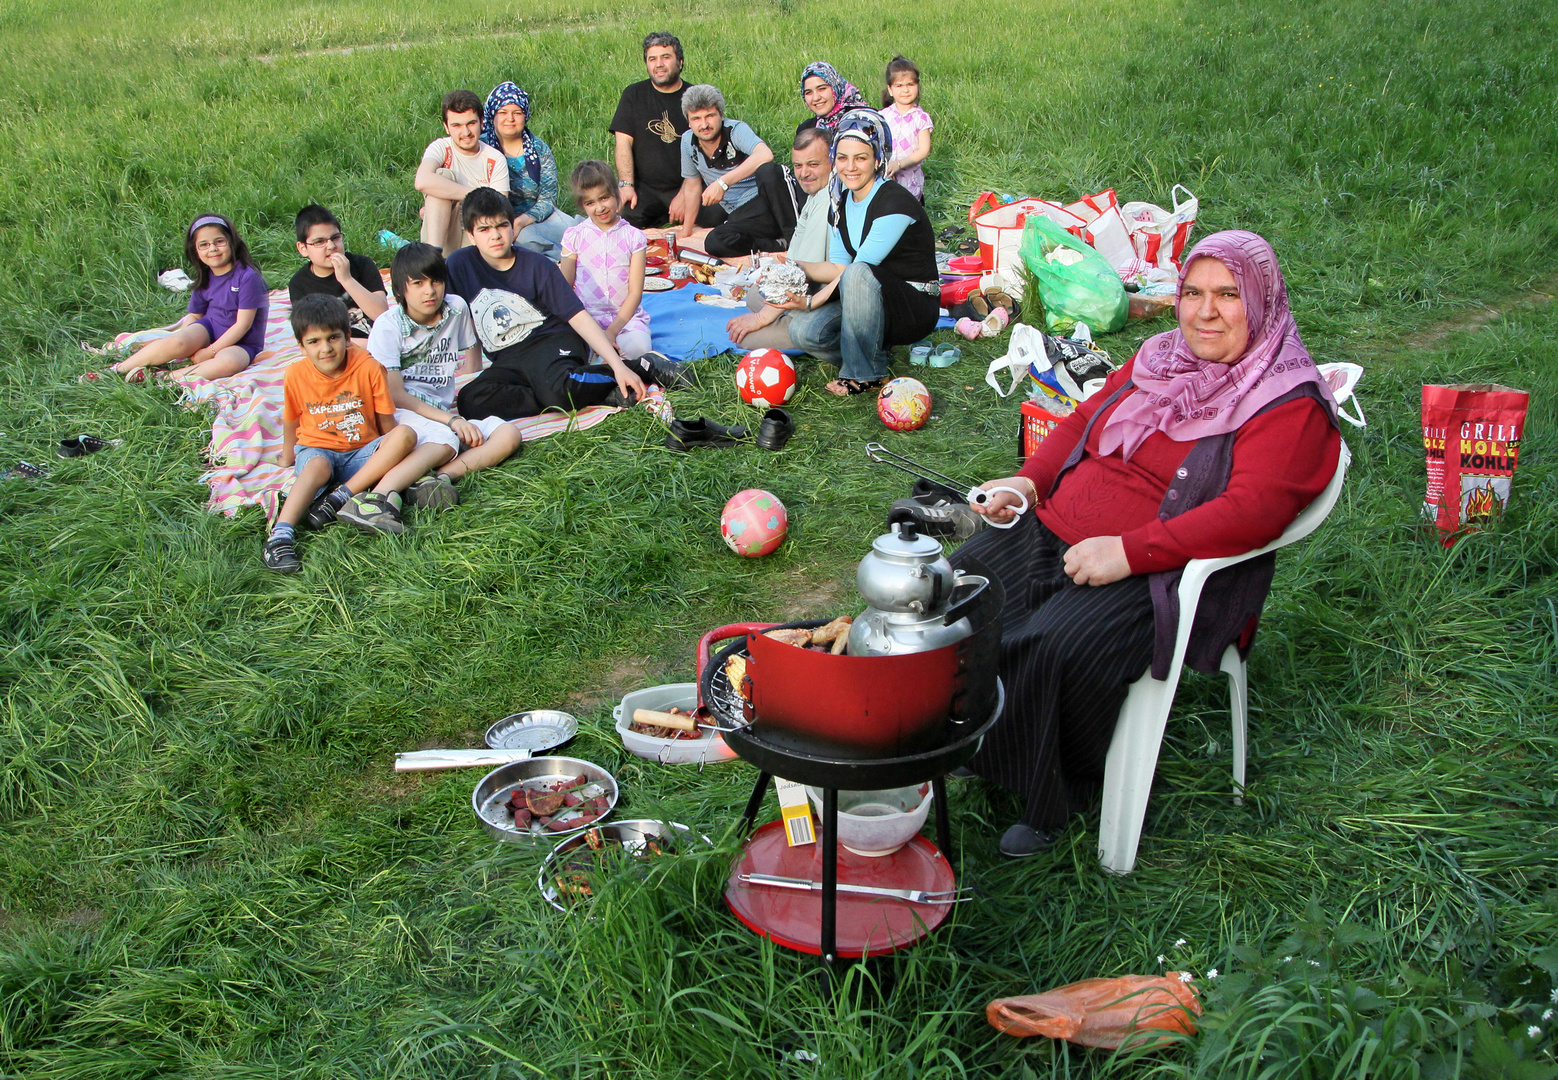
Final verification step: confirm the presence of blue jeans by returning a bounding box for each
[515,208,578,262]
[786,262,890,382]
[294,436,384,487]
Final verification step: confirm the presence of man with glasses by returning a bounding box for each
[289,204,388,339]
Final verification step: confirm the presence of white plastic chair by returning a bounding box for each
[1097,434,1354,875]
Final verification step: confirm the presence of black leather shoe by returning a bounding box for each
[755,408,794,451]
[999,823,1057,858]
[665,416,748,451]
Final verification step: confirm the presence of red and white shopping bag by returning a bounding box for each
[1061,189,1138,274]
[1121,185,1198,272]
[970,192,1086,274]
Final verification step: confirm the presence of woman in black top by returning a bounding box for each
[779,109,940,394]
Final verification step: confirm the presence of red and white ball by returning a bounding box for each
[734,348,798,409]
[876,377,932,431]
[720,489,788,557]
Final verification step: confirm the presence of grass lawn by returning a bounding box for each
[1,0,1557,1075]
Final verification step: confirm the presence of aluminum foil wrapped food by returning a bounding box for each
[758,261,810,306]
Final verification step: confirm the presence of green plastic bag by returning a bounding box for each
[1019,216,1129,334]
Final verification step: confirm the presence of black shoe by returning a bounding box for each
[639,350,696,391]
[261,535,301,573]
[912,477,966,505]
[888,479,985,540]
[665,417,748,452]
[306,493,340,529]
[603,386,638,408]
[57,434,116,459]
[999,823,1056,858]
[755,408,794,451]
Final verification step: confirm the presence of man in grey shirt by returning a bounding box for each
[672,84,774,244]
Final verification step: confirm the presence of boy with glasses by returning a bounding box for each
[288,204,388,339]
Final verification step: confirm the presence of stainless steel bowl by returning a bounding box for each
[471,756,618,844]
[537,820,708,912]
[484,710,578,752]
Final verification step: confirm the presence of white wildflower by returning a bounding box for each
[1309,960,1321,967]
[1208,968,1220,979]
[1157,955,1166,965]
[1282,956,1293,963]
[1551,988,1558,1003]
[1528,1026,1541,1039]
[1178,971,1193,983]
[1543,1009,1554,1022]
[1174,938,1187,948]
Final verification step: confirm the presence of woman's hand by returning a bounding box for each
[1063,536,1131,586]
[971,476,1036,525]
[884,159,902,178]
[190,346,217,364]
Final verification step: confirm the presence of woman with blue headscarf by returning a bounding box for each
[482,81,578,261]
[779,109,939,394]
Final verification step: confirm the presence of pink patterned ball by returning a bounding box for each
[877,377,932,431]
[720,489,789,557]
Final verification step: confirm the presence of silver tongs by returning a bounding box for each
[864,443,1028,529]
[738,873,975,905]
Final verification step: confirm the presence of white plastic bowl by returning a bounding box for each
[614,683,737,765]
[805,783,934,857]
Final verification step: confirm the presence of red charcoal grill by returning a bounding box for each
[695,559,1005,985]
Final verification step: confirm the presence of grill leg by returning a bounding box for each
[740,771,771,835]
[820,786,838,990]
[932,776,952,858]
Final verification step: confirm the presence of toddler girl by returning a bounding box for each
[115,214,269,381]
[880,56,934,202]
[560,160,651,360]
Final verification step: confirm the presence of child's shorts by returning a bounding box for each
[192,317,263,361]
[392,409,510,452]
[295,436,385,487]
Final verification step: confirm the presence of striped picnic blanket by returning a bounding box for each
[171,288,625,524]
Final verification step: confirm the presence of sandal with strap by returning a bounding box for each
[825,376,889,397]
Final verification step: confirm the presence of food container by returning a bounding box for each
[538,819,710,912]
[669,264,690,281]
[471,756,618,844]
[614,683,737,764]
[804,784,933,857]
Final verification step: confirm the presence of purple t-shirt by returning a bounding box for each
[188,262,269,355]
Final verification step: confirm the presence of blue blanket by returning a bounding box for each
[644,284,954,362]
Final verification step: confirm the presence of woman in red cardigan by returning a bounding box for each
[955,230,1341,858]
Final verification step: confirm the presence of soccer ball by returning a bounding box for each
[720,489,788,557]
[734,349,798,409]
[877,377,932,431]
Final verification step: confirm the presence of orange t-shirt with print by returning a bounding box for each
[283,346,395,451]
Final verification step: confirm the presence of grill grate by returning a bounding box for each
[704,638,752,732]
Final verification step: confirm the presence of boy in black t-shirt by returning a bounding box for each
[288,204,388,338]
[445,188,690,420]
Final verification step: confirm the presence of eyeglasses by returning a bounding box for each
[304,232,344,249]
[194,238,229,252]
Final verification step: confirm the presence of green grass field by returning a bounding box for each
[2,0,1557,1075]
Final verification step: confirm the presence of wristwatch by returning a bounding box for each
[619,180,635,188]
[715,179,728,193]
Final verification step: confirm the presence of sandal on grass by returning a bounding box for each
[825,376,889,397]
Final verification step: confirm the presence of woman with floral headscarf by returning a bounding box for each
[482,81,578,261]
[942,231,1342,858]
[796,61,869,138]
[778,109,939,395]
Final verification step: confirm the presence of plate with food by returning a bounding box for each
[642,276,676,292]
[539,820,711,912]
[472,756,618,843]
[615,683,737,764]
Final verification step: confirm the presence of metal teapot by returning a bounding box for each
[848,521,991,657]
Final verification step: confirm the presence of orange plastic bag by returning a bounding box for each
[986,973,1201,1050]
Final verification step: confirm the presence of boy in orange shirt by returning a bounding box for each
[263,295,417,573]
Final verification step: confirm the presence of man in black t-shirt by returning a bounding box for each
[288,205,388,338]
[610,31,694,230]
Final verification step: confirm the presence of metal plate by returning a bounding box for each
[537,820,710,912]
[642,276,676,292]
[484,710,578,751]
[471,756,618,844]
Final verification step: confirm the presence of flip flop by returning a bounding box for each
[909,342,932,366]
[930,344,962,368]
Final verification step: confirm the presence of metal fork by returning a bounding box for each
[738,873,974,904]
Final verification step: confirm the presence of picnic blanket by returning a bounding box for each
[642,283,956,361]
[172,288,624,524]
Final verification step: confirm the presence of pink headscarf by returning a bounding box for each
[1098,230,1335,461]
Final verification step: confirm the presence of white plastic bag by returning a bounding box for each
[1121,185,1198,272]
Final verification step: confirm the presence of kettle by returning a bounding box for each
[848,521,991,657]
